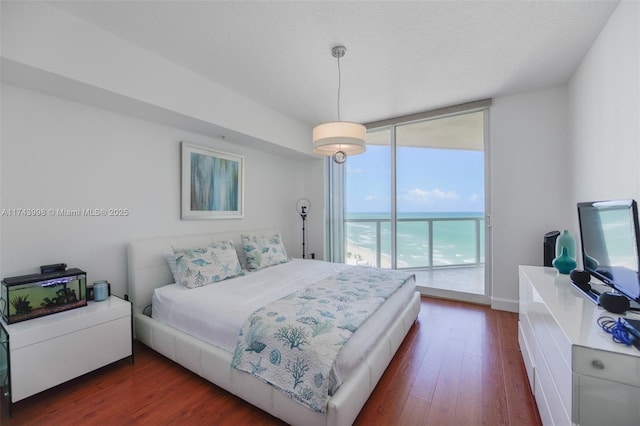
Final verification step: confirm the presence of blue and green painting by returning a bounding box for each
[190,152,239,211]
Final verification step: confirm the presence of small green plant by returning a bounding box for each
[11,294,32,314]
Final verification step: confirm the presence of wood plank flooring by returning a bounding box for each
[2,297,541,425]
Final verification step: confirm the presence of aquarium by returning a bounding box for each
[1,268,87,324]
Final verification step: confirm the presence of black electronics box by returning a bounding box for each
[544,230,560,267]
[40,263,67,274]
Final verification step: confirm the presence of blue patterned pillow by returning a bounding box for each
[172,240,244,288]
[241,233,289,271]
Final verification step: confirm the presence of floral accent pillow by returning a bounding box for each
[172,240,244,288]
[241,233,289,271]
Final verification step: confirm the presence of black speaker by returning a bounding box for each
[569,269,601,301]
[570,269,591,288]
[598,292,631,314]
[544,230,560,267]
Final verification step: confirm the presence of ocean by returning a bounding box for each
[345,212,485,268]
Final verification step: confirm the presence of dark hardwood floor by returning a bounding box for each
[2,297,541,425]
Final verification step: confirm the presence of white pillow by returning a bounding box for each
[172,240,244,288]
[241,233,289,271]
[165,254,180,283]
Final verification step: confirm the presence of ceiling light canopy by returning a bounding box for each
[312,46,366,164]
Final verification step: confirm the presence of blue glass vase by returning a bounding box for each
[553,247,577,274]
[555,229,576,261]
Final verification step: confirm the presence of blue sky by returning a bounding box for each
[345,145,485,213]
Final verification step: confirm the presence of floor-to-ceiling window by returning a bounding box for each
[342,101,490,303]
[344,128,392,267]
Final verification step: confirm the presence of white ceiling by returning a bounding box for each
[51,0,619,127]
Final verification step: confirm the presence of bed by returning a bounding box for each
[127,229,421,426]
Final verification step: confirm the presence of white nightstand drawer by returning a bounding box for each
[11,316,131,401]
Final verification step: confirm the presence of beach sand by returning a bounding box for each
[345,241,408,268]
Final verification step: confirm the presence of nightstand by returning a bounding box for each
[0,295,132,417]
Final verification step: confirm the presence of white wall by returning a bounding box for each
[490,87,571,310]
[0,1,327,297]
[0,1,312,157]
[489,0,638,311]
[568,0,640,217]
[0,84,323,296]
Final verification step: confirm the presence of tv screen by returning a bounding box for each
[577,199,640,303]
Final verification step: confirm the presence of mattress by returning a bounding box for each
[152,259,416,392]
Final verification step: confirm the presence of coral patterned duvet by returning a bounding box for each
[231,266,414,412]
[151,259,416,408]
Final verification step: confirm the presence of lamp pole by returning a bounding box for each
[300,206,307,259]
[296,198,311,260]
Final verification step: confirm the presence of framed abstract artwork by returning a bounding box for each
[181,142,244,219]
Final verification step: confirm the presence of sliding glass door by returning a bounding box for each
[343,107,489,301]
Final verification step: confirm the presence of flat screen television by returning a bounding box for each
[577,199,640,303]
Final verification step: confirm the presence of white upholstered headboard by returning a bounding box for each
[127,229,278,316]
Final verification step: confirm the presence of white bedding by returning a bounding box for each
[152,259,416,391]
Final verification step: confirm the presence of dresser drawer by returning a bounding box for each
[529,294,572,413]
[518,322,535,392]
[574,373,640,426]
[535,339,571,426]
[573,346,640,387]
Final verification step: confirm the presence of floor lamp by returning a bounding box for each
[296,198,311,259]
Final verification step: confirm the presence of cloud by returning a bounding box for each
[401,188,460,204]
[365,195,379,201]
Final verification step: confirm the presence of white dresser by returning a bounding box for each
[519,265,640,426]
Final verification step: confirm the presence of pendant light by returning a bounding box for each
[312,46,366,164]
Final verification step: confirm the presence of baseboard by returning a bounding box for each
[491,297,519,312]
[417,285,490,305]
[416,286,518,312]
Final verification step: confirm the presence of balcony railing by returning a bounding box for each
[345,216,485,269]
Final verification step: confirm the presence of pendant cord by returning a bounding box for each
[336,55,342,121]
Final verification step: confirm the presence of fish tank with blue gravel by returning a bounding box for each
[1,268,87,324]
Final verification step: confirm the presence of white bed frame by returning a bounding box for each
[127,229,420,426]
